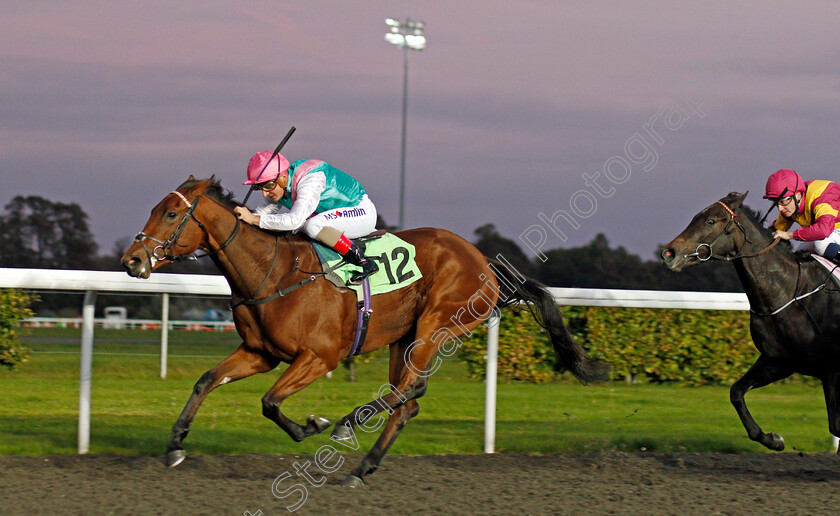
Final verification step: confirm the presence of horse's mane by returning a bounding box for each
[175,176,298,240]
[721,191,797,253]
[720,192,774,238]
[177,176,242,210]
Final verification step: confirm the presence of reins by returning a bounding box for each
[227,233,330,309]
[228,253,345,308]
[224,232,346,309]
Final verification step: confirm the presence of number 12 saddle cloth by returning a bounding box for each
[311,232,423,295]
[310,231,424,357]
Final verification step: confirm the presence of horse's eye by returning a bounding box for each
[166,211,178,220]
[706,219,716,226]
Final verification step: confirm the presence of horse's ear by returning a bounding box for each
[187,174,195,181]
[725,191,748,209]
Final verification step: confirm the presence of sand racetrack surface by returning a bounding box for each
[3,452,840,515]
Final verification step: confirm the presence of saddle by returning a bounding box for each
[811,254,840,288]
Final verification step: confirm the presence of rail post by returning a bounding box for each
[160,293,169,379]
[78,290,96,454]
[484,313,500,453]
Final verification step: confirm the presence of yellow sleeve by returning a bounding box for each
[773,215,793,231]
[813,202,839,220]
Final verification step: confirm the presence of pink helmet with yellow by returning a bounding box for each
[242,151,290,185]
[763,169,806,202]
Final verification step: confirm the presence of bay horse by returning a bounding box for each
[661,191,840,452]
[121,177,608,486]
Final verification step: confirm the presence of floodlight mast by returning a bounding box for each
[384,17,426,230]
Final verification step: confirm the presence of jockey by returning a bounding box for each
[233,151,379,284]
[764,168,840,261]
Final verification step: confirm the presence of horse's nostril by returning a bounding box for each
[661,248,675,261]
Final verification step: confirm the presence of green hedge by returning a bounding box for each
[461,308,558,383]
[462,306,760,386]
[0,289,37,370]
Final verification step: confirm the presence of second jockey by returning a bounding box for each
[764,168,840,262]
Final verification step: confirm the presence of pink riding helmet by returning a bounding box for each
[763,169,806,200]
[242,151,290,185]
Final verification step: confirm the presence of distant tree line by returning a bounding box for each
[0,196,219,317]
[0,196,100,270]
[0,196,746,317]
[473,224,742,293]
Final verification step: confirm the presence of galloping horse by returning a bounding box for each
[122,177,608,486]
[661,191,840,452]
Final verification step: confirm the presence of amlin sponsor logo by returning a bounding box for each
[325,207,366,220]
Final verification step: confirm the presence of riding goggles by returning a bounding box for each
[774,195,795,208]
[252,179,278,191]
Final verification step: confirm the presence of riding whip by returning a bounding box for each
[242,125,297,205]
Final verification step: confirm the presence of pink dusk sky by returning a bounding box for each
[2,1,839,260]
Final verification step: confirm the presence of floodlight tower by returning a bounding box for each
[384,17,426,230]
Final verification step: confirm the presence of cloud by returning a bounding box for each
[2,1,840,262]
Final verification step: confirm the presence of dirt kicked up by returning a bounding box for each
[2,452,840,515]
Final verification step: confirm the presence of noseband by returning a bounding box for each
[133,190,240,264]
[684,201,779,262]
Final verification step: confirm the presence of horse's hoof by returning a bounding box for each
[307,414,331,433]
[340,475,364,488]
[166,449,186,468]
[331,423,353,441]
[765,432,785,451]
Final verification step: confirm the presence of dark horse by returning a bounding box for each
[661,191,840,452]
[121,177,608,486]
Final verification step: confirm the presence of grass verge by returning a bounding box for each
[1,328,833,456]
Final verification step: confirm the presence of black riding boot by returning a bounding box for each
[344,243,379,284]
[826,243,840,265]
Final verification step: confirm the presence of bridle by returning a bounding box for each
[684,201,780,262]
[133,190,240,265]
[132,189,328,307]
[685,200,831,324]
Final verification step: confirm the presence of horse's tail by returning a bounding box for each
[486,257,610,384]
